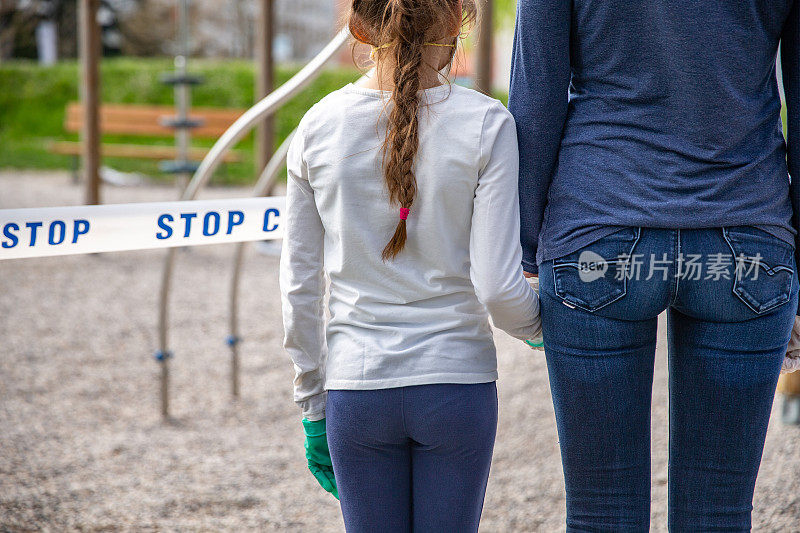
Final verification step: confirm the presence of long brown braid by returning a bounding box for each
[348,0,477,260]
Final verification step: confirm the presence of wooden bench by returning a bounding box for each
[50,102,246,177]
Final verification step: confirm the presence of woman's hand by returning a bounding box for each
[783,317,800,374]
[302,418,339,499]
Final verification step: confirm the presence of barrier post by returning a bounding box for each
[474,0,493,95]
[256,0,275,174]
[79,0,101,205]
[157,247,177,419]
[227,243,246,399]
[226,0,276,400]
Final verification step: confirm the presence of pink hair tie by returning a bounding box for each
[399,208,410,221]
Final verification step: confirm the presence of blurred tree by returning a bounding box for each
[115,0,172,56]
[56,0,78,58]
[1,0,38,59]
[0,0,126,60]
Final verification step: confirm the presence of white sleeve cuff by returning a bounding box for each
[299,391,327,421]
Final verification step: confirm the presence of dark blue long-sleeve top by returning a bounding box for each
[509,0,800,283]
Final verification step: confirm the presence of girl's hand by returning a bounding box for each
[302,418,339,500]
[783,317,800,374]
[525,338,544,350]
[524,275,544,350]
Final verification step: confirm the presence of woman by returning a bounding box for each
[510,0,798,530]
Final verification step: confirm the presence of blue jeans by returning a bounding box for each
[538,226,798,532]
[326,383,497,533]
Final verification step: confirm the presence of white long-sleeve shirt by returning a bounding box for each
[279,83,541,420]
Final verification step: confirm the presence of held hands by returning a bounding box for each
[302,418,339,500]
[784,317,800,374]
[524,272,544,350]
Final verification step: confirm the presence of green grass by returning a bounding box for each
[0,58,361,185]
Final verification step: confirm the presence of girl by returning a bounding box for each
[280,0,541,530]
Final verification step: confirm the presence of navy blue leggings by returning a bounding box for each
[326,382,498,533]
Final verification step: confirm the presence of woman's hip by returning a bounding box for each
[538,225,798,325]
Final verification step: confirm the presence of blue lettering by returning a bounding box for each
[156,214,173,240]
[48,220,66,245]
[203,211,220,236]
[2,223,19,249]
[73,219,90,243]
[26,221,42,246]
[263,208,279,232]
[180,213,197,238]
[227,211,244,235]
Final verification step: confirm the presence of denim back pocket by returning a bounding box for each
[722,226,795,314]
[552,227,641,312]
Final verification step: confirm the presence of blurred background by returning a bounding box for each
[0,0,517,186]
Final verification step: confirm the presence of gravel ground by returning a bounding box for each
[1,170,799,532]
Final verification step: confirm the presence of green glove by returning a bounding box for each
[302,418,339,500]
[525,339,544,349]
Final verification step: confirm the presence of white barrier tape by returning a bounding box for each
[0,197,285,260]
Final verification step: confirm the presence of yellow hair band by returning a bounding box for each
[370,42,456,61]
